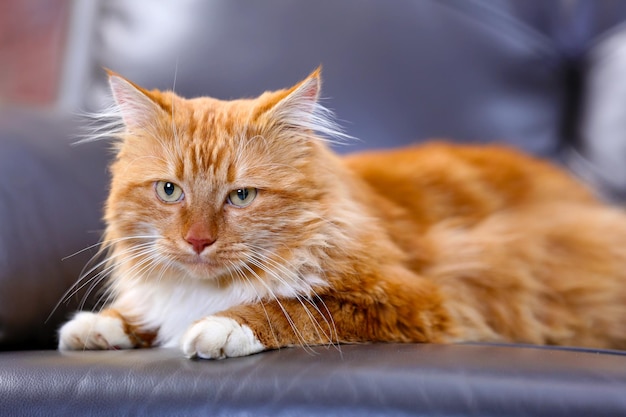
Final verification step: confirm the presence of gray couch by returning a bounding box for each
[2,1,626,415]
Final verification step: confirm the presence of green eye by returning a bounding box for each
[227,188,257,208]
[155,181,184,203]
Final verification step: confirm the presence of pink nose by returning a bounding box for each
[185,236,216,255]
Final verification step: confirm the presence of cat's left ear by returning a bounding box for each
[256,67,345,141]
[271,67,321,120]
[107,69,167,132]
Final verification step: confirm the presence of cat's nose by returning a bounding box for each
[185,236,216,255]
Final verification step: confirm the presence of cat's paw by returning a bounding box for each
[180,316,265,359]
[58,311,133,351]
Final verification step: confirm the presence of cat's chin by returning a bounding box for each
[177,258,228,281]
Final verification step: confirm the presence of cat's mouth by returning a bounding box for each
[167,247,233,279]
[181,255,218,266]
[177,255,227,279]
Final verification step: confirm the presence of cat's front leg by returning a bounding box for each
[58,309,155,351]
[180,297,333,359]
[181,275,451,359]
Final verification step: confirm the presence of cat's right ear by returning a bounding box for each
[107,70,164,132]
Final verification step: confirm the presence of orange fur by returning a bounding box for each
[59,69,626,357]
[101,308,157,348]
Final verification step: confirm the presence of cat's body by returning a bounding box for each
[59,70,626,358]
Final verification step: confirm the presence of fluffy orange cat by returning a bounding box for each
[58,68,626,359]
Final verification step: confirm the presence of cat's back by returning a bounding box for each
[343,142,597,228]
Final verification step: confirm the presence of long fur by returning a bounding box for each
[58,69,626,356]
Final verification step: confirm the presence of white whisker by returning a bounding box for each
[239,261,316,354]
[50,232,163,320]
[238,242,340,353]
[247,250,338,350]
[227,261,280,348]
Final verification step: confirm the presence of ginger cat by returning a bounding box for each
[58,69,626,359]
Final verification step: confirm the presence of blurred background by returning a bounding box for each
[3,0,626,348]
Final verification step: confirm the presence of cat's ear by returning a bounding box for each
[254,67,334,138]
[107,70,166,131]
[270,67,321,120]
[257,67,348,142]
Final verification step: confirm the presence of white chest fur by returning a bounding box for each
[112,278,256,347]
[111,269,327,347]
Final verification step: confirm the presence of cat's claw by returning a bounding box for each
[58,311,133,351]
[181,316,265,359]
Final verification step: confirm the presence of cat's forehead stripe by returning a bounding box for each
[175,105,237,183]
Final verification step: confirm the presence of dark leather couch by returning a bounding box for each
[2,1,626,415]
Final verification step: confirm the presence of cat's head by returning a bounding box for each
[100,69,350,288]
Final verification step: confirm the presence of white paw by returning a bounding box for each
[58,312,133,351]
[180,316,265,359]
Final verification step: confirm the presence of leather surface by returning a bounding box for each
[0,108,109,349]
[1,343,625,416]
